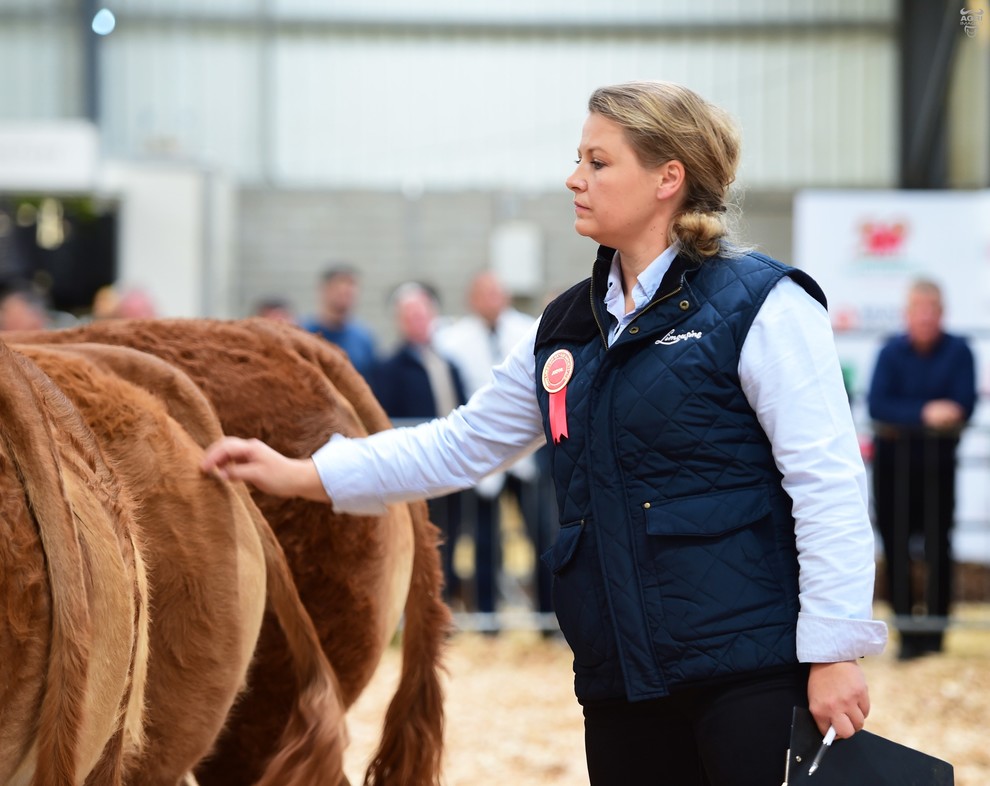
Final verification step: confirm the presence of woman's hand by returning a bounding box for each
[807,660,870,739]
[200,436,330,502]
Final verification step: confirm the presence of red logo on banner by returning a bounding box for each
[859,221,907,256]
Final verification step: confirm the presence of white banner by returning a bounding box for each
[794,189,990,563]
[794,189,990,335]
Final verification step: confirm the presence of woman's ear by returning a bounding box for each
[656,160,686,201]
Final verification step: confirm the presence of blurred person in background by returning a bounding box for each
[0,282,50,331]
[202,80,886,786]
[253,296,297,324]
[91,284,159,320]
[114,287,159,319]
[90,285,118,319]
[372,282,468,607]
[434,271,536,396]
[301,264,377,380]
[434,271,548,625]
[868,278,977,660]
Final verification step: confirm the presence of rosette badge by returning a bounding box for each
[542,349,574,443]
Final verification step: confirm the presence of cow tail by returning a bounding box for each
[0,346,92,786]
[364,499,451,786]
[247,502,350,786]
[250,321,450,785]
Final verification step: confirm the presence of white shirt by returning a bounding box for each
[313,249,888,663]
[434,308,536,397]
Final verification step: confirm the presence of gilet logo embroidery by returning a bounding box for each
[656,328,703,346]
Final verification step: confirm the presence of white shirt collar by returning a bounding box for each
[603,244,681,332]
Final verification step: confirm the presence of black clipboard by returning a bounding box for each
[784,707,954,785]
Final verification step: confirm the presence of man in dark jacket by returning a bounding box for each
[868,278,977,659]
[372,282,467,606]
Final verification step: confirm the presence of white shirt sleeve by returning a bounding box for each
[740,277,888,662]
[312,320,546,515]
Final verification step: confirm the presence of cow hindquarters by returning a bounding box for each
[0,344,149,786]
[120,455,267,786]
[232,486,350,786]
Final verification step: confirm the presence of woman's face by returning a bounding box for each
[565,113,665,252]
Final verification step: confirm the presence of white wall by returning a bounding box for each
[1,1,900,191]
[99,161,235,318]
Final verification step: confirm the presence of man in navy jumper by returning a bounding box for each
[868,278,977,659]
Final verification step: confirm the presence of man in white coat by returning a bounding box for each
[435,271,553,627]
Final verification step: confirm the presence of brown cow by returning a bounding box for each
[10,319,450,786]
[1,340,149,784]
[1,338,348,785]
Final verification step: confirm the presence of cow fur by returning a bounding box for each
[1,338,350,785]
[1,340,148,785]
[9,319,450,786]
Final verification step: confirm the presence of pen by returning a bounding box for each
[807,725,837,776]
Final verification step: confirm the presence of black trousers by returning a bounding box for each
[583,664,809,786]
[872,434,957,642]
[427,493,462,604]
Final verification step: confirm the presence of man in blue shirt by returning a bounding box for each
[301,264,377,380]
[868,278,977,659]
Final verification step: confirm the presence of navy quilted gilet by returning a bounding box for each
[534,246,827,703]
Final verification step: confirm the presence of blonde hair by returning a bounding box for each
[588,81,741,260]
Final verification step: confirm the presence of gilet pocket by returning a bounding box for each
[542,519,610,668]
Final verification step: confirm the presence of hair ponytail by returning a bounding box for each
[588,81,742,260]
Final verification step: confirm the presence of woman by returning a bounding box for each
[202,81,887,786]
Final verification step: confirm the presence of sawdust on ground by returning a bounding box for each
[344,606,990,786]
